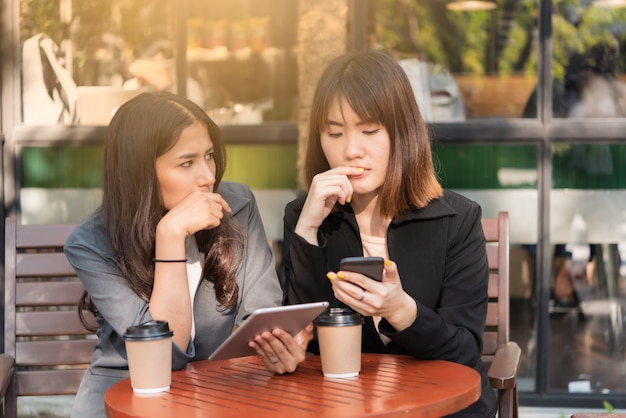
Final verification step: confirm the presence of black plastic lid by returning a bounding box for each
[123,320,173,341]
[314,307,363,327]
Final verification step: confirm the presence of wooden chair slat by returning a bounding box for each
[16,340,96,366]
[16,253,76,277]
[16,370,87,396]
[16,311,94,336]
[485,302,498,327]
[16,224,77,248]
[16,281,85,306]
[486,245,499,270]
[488,274,499,298]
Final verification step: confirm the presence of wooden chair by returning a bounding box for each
[1,218,97,418]
[481,211,521,418]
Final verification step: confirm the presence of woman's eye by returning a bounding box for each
[364,129,381,135]
[181,161,192,168]
[327,132,342,138]
[205,152,214,160]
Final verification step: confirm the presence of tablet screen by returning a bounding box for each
[209,301,330,361]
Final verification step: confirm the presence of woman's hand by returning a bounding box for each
[327,259,417,332]
[158,190,231,240]
[249,323,314,374]
[295,167,362,245]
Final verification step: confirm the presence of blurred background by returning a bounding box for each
[2,0,626,414]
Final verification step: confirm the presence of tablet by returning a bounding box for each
[209,301,330,361]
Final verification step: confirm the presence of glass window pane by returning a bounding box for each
[19,0,297,126]
[371,0,539,120]
[549,143,626,394]
[21,0,174,126]
[434,143,539,392]
[186,0,298,123]
[552,3,626,118]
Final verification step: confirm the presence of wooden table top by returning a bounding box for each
[104,353,481,418]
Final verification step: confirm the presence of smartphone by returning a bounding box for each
[339,256,385,282]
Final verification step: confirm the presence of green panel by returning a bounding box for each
[223,144,298,189]
[433,144,538,189]
[552,144,626,189]
[21,144,298,190]
[21,146,103,188]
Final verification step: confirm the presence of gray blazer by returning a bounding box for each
[65,182,282,418]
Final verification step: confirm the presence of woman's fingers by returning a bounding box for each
[249,329,306,374]
[162,190,231,236]
[295,168,360,242]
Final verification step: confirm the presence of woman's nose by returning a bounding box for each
[198,163,216,188]
[344,134,363,159]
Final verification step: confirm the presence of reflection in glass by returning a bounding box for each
[552,1,626,118]
[549,143,626,394]
[550,3,626,384]
[19,0,298,126]
[371,0,538,119]
[434,144,539,392]
[186,0,298,123]
[21,0,172,126]
[549,3,626,392]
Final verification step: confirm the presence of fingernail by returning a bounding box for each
[385,259,391,266]
[358,167,364,172]
[326,272,334,280]
[337,272,345,279]
[346,196,352,203]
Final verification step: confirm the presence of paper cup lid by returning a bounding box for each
[124,320,173,341]
[315,307,363,326]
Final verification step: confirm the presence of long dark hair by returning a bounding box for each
[80,92,243,329]
[305,50,443,218]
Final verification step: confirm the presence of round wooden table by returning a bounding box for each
[105,353,481,418]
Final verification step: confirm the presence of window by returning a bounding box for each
[370,0,539,120]
[19,0,298,126]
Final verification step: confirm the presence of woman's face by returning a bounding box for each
[321,98,390,198]
[155,121,217,210]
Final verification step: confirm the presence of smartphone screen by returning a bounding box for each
[339,256,385,282]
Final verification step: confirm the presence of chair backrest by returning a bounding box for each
[481,211,510,359]
[4,218,96,397]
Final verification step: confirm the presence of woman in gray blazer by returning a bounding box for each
[65,92,312,417]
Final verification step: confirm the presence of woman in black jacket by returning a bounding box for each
[283,50,496,417]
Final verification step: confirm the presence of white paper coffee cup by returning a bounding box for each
[124,320,173,394]
[315,308,363,378]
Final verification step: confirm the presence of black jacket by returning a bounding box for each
[283,189,497,417]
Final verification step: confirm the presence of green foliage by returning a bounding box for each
[374,0,528,75]
[498,26,527,75]
[552,2,626,80]
[552,16,585,80]
[374,0,626,82]
[603,400,614,413]
[20,0,171,85]
[20,0,62,41]
[498,0,537,77]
